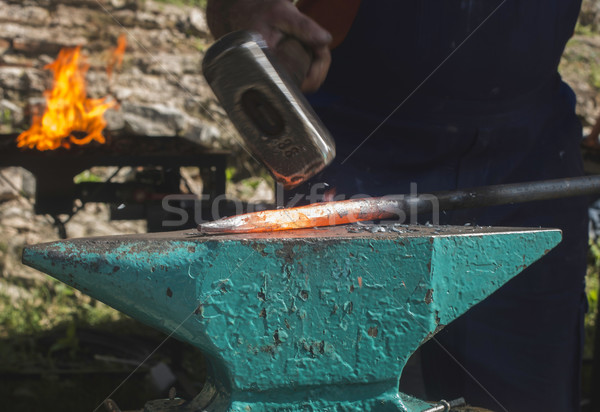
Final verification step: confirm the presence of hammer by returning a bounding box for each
[202,31,336,189]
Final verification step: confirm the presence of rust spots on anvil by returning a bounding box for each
[424,288,434,304]
[249,242,268,257]
[166,287,173,297]
[260,345,277,356]
[302,339,325,357]
[37,244,102,274]
[273,330,283,345]
[194,304,204,316]
[275,243,298,264]
[76,258,100,274]
[259,330,283,357]
[248,241,300,263]
[331,304,338,315]
[247,238,343,261]
[125,241,178,255]
[344,301,354,314]
[420,323,446,346]
[367,326,379,338]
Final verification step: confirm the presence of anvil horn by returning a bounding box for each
[22,226,561,411]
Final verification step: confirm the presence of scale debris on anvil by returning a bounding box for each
[22,224,561,411]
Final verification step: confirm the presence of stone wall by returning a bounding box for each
[0,0,234,149]
[581,0,600,31]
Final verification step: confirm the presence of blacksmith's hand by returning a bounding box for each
[206,0,332,92]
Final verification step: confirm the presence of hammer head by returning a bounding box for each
[202,31,336,189]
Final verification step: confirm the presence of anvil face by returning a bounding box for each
[22,225,561,411]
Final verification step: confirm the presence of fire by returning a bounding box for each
[107,33,127,79]
[17,36,127,151]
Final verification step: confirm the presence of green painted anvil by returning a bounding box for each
[22,225,561,411]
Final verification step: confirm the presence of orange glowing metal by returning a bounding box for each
[197,197,403,234]
[17,43,120,151]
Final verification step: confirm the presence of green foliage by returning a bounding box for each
[575,21,596,36]
[585,240,600,358]
[590,63,600,90]
[48,321,79,360]
[243,178,261,190]
[73,170,102,184]
[195,39,209,52]
[2,109,11,124]
[589,287,598,318]
[225,166,237,182]
[0,276,121,338]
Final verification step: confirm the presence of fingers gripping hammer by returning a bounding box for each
[202,31,336,189]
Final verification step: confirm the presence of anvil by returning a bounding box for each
[22,225,561,411]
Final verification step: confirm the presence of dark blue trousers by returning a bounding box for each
[292,75,588,411]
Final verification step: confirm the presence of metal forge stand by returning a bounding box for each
[22,225,561,411]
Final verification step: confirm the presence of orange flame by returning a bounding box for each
[107,34,127,79]
[17,46,117,151]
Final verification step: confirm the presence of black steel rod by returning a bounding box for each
[411,175,600,215]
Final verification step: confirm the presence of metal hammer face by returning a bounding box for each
[202,31,336,189]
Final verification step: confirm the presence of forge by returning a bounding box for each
[0,133,227,232]
[22,224,560,411]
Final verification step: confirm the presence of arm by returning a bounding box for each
[206,0,332,92]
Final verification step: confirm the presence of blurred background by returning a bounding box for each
[0,0,599,411]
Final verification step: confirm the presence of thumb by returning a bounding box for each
[269,1,332,47]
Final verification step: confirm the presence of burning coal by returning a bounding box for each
[17,35,127,151]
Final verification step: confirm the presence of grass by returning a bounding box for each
[586,241,600,359]
[0,276,122,338]
[576,21,597,36]
[591,63,600,90]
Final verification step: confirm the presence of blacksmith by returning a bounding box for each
[206,1,589,410]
